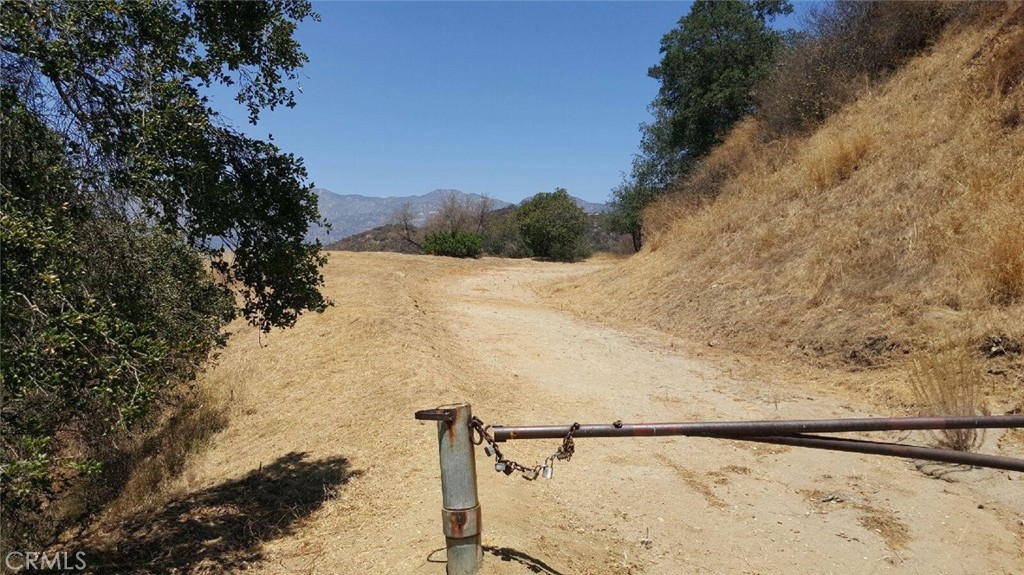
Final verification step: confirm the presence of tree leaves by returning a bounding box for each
[516,188,591,262]
[643,0,791,179]
[1,0,327,332]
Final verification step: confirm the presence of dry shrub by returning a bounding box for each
[804,130,872,190]
[758,1,957,136]
[975,9,1024,98]
[980,210,1024,305]
[988,35,1024,95]
[670,119,762,200]
[644,121,770,250]
[909,346,987,451]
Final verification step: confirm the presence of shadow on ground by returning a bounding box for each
[485,546,566,575]
[427,545,566,574]
[80,452,359,574]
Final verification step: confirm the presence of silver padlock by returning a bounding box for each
[494,461,506,473]
[484,444,495,457]
[542,465,553,480]
[522,467,539,481]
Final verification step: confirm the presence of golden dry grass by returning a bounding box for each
[76,253,514,573]
[549,7,1024,410]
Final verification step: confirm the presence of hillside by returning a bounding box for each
[48,8,1024,575]
[549,7,1024,411]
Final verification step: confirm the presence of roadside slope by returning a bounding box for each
[548,9,1024,410]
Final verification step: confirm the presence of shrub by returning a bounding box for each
[981,210,1024,305]
[422,230,484,258]
[757,1,956,136]
[481,209,533,258]
[1,95,235,548]
[804,130,873,190]
[909,346,987,452]
[516,188,591,262]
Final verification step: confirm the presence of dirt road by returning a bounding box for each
[439,259,1023,575]
[89,253,1023,574]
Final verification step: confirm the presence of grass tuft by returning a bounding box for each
[804,130,873,190]
[909,345,987,451]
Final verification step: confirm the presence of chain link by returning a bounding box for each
[470,417,579,481]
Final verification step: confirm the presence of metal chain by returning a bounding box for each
[470,417,579,481]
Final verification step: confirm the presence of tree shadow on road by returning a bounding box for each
[80,451,360,574]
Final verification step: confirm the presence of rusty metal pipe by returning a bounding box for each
[736,434,1024,472]
[491,415,1024,442]
[417,404,483,575]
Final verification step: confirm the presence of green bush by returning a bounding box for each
[1,94,235,548]
[480,209,533,258]
[422,230,484,258]
[516,188,591,262]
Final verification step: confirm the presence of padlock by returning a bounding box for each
[503,463,514,476]
[484,444,495,457]
[542,465,553,480]
[522,467,539,481]
[494,461,506,473]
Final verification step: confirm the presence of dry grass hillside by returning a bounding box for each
[550,7,1024,412]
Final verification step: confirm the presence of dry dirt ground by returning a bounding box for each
[85,252,1023,575]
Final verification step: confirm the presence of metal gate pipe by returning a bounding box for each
[416,404,482,575]
[491,415,1024,442]
[735,433,1024,472]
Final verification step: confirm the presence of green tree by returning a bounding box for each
[0,0,325,547]
[516,188,591,262]
[1,0,328,332]
[1,93,236,547]
[607,156,661,252]
[644,0,792,179]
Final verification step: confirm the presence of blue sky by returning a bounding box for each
[219,2,813,204]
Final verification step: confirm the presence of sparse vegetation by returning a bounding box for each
[910,346,987,451]
[756,1,958,136]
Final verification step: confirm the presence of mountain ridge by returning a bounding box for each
[308,187,607,244]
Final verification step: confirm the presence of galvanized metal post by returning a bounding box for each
[417,404,482,575]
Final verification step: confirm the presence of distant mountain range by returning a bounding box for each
[307,188,608,244]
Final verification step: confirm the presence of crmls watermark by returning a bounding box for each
[4,551,87,571]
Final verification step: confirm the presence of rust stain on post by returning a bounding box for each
[443,505,481,539]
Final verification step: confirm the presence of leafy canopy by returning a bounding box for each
[643,0,792,179]
[516,188,591,262]
[1,0,328,332]
[0,0,326,546]
[607,156,661,252]
[1,92,236,546]
[608,0,791,250]
[422,230,484,259]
